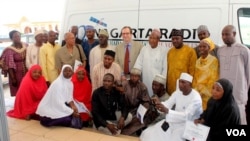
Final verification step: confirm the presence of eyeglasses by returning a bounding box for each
[122,32,131,35]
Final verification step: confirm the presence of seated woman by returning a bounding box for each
[195,78,241,141]
[7,65,47,120]
[36,64,79,127]
[71,66,92,126]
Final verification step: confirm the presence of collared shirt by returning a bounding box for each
[92,62,122,91]
[39,42,60,83]
[89,44,115,76]
[55,44,86,70]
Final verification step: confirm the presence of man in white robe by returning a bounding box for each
[89,29,115,78]
[26,30,44,69]
[218,25,250,125]
[134,29,168,96]
[140,73,202,141]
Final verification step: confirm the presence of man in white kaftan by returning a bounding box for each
[140,73,202,141]
[26,30,44,69]
[134,29,168,96]
[218,25,250,125]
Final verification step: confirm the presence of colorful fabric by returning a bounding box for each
[1,45,27,96]
[201,38,215,51]
[7,65,47,119]
[193,54,219,110]
[167,45,197,95]
[71,66,92,121]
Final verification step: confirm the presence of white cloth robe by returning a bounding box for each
[134,45,169,96]
[26,44,41,69]
[36,65,74,119]
[140,89,202,141]
[218,43,250,125]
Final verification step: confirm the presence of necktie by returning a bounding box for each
[124,44,129,74]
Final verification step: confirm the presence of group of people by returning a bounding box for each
[0,23,249,141]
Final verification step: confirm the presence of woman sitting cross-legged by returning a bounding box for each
[36,64,80,128]
[71,66,92,127]
[7,65,48,120]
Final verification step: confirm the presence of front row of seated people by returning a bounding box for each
[6,63,240,140]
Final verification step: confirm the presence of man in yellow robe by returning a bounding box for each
[167,29,197,95]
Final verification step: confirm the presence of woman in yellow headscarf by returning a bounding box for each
[193,38,219,110]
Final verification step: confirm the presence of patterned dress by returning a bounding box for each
[2,46,27,96]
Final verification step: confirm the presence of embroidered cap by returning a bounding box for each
[99,29,109,37]
[130,68,142,75]
[34,30,44,38]
[179,73,193,83]
[153,74,166,85]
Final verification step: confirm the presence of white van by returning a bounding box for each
[59,0,250,48]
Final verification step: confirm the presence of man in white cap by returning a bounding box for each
[194,25,219,58]
[140,72,202,141]
[26,30,44,69]
[89,29,115,78]
[134,29,168,96]
[147,74,170,126]
[152,74,169,102]
[119,68,150,117]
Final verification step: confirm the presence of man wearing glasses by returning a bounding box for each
[115,26,143,79]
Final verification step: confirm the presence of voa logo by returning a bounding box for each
[226,129,246,136]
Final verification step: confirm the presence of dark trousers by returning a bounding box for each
[40,116,72,127]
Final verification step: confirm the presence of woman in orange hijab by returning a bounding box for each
[7,65,48,120]
[71,66,92,126]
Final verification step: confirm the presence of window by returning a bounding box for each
[238,8,250,48]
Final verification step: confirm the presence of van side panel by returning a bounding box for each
[60,0,250,47]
